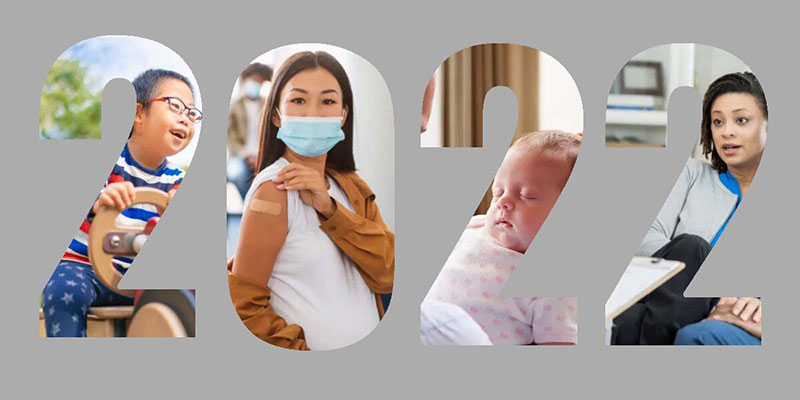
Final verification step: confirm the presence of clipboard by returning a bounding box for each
[605,257,685,325]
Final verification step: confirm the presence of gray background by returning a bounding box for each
[1,1,794,398]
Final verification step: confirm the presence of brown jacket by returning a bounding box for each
[228,169,394,350]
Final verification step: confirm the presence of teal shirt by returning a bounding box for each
[710,171,742,247]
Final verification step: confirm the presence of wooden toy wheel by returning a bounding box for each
[127,303,186,337]
[127,290,195,337]
[87,187,169,297]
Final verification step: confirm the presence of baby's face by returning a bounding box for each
[135,78,196,160]
[485,148,571,253]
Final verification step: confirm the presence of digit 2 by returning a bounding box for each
[605,43,764,345]
[39,36,198,338]
[420,43,581,346]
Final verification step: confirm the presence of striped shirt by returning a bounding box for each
[61,144,184,271]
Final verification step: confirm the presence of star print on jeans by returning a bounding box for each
[44,259,136,337]
[60,292,74,306]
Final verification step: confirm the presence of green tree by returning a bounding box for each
[39,59,101,139]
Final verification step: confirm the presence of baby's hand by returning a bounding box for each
[467,218,485,229]
[92,182,136,213]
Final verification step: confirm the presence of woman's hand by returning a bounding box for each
[711,297,761,323]
[731,297,762,323]
[273,163,336,218]
[705,297,762,339]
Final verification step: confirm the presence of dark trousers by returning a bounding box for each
[612,234,718,345]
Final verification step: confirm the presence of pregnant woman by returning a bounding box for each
[613,72,766,345]
[228,51,394,350]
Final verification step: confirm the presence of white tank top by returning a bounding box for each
[245,157,379,350]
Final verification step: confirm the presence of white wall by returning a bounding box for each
[694,45,750,94]
[538,51,584,134]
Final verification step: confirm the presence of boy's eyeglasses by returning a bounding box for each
[139,96,203,123]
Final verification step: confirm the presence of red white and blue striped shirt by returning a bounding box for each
[61,144,184,271]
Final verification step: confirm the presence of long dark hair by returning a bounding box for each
[255,51,356,173]
[700,71,767,172]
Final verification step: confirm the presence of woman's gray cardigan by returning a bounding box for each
[638,159,740,256]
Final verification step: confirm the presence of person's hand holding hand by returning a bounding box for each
[705,298,762,339]
[730,297,762,323]
[273,163,336,218]
[92,182,136,213]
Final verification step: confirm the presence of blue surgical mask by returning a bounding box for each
[243,80,262,99]
[276,112,346,157]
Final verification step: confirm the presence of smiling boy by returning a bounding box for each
[42,69,201,337]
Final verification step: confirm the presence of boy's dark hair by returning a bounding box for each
[129,69,194,138]
[700,71,768,172]
[240,63,273,82]
[134,69,194,107]
[257,51,356,173]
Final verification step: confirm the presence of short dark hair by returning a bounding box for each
[256,51,356,173]
[700,71,768,172]
[133,68,194,108]
[129,69,194,138]
[240,63,273,82]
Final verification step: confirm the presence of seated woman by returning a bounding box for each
[228,51,394,351]
[612,72,766,345]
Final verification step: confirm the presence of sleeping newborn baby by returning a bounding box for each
[423,130,581,345]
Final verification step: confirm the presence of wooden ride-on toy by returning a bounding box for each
[87,187,194,337]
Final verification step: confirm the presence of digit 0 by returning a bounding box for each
[38,36,199,338]
[224,44,396,351]
[605,43,765,346]
[420,43,582,346]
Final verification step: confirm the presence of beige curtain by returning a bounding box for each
[441,43,540,213]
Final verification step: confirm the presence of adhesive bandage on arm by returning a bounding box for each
[249,198,282,216]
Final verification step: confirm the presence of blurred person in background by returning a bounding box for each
[228,63,273,198]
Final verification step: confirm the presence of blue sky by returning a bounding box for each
[52,35,201,168]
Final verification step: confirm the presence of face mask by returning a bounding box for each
[276,111,346,157]
[243,80,262,99]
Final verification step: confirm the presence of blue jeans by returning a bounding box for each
[42,261,133,337]
[674,320,761,345]
[227,156,254,199]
